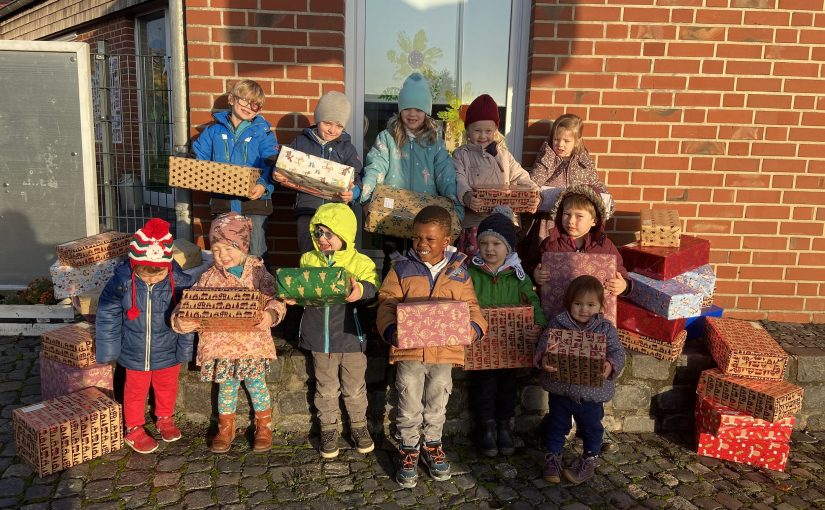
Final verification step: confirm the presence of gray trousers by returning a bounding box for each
[248,214,268,258]
[395,361,453,447]
[312,352,368,428]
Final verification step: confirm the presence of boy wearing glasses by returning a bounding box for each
[193,79,279,261]
[297,203,379,459]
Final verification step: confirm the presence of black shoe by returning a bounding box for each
[497,419,515,456]
[479,419,498,457]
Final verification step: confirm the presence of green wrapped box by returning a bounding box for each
[275,267,352,306]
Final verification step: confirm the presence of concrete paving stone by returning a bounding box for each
[216,471,240,486]
[20,504,49,510]
[84,501,120,510]
[327,475,355,492]
[491,485,519,502]
[156,456,187,472]
[561,503,592,510]
[604,489,637,509]
[268,466,295,484]
[24,483,53,501]
[642,498,669,509]
[120,489,151,509]
[61,463,90,479]
[242,464,268,477]
[89,462,118,480]
[715,492,745,510]
[49,497,82,510]
[124,452,157,470]
[693,496,722,510]
[2,462,33,478]
[323,461,350,477]
[241,475,269,494]
[182,489,213,509]
[215,485,240,505]
[274,486,301,502]
[626,483,649,500]
[183,471,212,491]
[54,478,83,499]
[247,490,275,506]
[774,504,798,510]
[116,469,150,488]
[83,479,115,500]
[216,458,242,472]
[301,481,327,498]
[153,471,182,487]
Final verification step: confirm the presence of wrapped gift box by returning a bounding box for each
[697,368,803,422]
[673,264,716,308]
[619,329,686,362]
[178,288,266,331]
[41,322,96,368]
[544,329,606,387]
[396,301,471,349]
[465,306,536,370]
[696,433,789,472]
[275,267,352,306]
[619,235,710,280]
[50,257,125,300]
[13,387,122,477]
[705,317,788,380]
[695,394,794,443]
[473,186,540,214]
[640,209,681,247]
[56,232,131,267]
[40,354,113,401]
[71,290,102,322]
[627,272,703,320]
[364,184,461,239]
[540,252,617,324]
[168,156,259,197]
[275,146,355,200]
[685,305,724,340]
[617,298,687,342]
[172,239,203,270]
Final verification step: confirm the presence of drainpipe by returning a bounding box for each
[168,0,192,241]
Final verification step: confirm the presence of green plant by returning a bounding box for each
[15,278,57,305]
[437,90,465,153]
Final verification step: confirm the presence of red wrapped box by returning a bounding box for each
[178,288,266,331]
[619,235,710,280]
[696,433,789,472]
[396,301,472,349]
[617,298,686,342]
[544,329,606,387]
[697,368,803,422]
[40,354,113,401]
[41,322,96,368]
[695,394,794,443]
[465,306,536,370]
[619,329,686,362]
[55,231,132,267]
[540,252,617,324]
[473,186,540,214]
[705,317,788,380]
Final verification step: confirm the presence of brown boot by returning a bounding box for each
[253,408,273,453]
[210,413,235,453]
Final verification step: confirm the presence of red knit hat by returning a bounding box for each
[464,94,500,128]
[127,218,175,320]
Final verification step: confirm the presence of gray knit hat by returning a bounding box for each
[314,91,351,126]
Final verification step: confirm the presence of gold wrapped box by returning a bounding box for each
[168,156,259,197]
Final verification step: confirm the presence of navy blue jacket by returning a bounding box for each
[95,260,195,371]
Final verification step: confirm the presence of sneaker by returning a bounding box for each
[155,416,182,442]
[542,452,563,483]
[420,441,451,481]
[125,426,158,454]
[396,446,420,488]
[601,429,618,453]
[563,455,597,485]
[479,419,498,457]
[350,422,374,454]
[319,428,339,459]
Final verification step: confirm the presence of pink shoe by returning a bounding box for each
[156,416,182,442]
[125,427,159,454]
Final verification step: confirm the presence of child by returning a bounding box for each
[172,212,286,454]
[297,203,379,459]
[534,275,625,485]
[193,79,279,261]
[377,205,486,489]
[453,94,539,257]
[96,219,194,454]
[467,206,547,457]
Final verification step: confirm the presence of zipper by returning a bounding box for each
[323,306,330,353]
[353,308,364,343]
[222,133,229,160]
[144,282,153,371]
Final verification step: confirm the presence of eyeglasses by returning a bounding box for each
[313,227,335,240]
[233,95,262,112]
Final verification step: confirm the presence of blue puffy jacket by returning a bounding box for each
[95,260,195,371]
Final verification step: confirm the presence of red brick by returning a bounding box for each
[223,45,271,62]
[668,43,715,57]
[736,77,782,92]
[699,205,745,218]
[261,0,311,10]
[725,60,772,76]
[774,61,820,77]
[780,221,824,236]
[297,48,344,65]
[716,44,763,59]
[222,10,248,27]
[274,80,320,97]
[623,6,670,22]
[681,141,725,155]
[642,188,665,201]
[752,281,796,295]
[679,26,725,41]
[675,93,722,107]
[237,63,284,79]
[688,219,733,234]
[732,221,779,235]
[745,10,789,25]
[599,155,644,170]
[745,206,792,220]
[267,97,309,112]
[261,30,307,46]
[671,8,696,23]
[212,62,236,77]
[533,40,571,55]
[727,26,773,42]
[764,45,811,60]
[296,14,343,31]
[189,77,226,94]
[746,94,793,109]
[643,42,666,57]
[783,78,823,93]
[568,74,616,88]
[210,0,256,7]
[310,0,343,14]
[185,27,211,42]
[186,9,223,25]
[605,58,652,73]
[671,124,718,139]
[707,109,753,124]
[680,172,725,186]
[310,65,344,81]
[738,266,784,279]
[640,76,687,90]
[574,5,622,21]
[653,59,701,73]
[792,207,815,220]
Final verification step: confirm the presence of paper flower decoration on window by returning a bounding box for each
[387,29,443,81]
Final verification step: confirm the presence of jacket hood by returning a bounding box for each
[549,184,609,240]
[302,126,352,145]
[471,251,526,280]
[309,203,358,262]
[554,309,605,332]
[405,245,466,268]
[213,110,272,131]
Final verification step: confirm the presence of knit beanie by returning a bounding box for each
[398,72,432,115]
[209,212,252,255]
[314,91,351,127]
[477,205,517,254]
[127,218,175,320]
[464,94,500,128]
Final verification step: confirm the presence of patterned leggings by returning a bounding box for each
[217,377,270,414]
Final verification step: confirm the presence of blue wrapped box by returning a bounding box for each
[673,264,716,308]
[685,305,724,340]
[627,272,703,320]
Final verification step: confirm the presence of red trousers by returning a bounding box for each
[123,364,181,429]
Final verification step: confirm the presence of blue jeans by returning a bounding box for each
[248,214,268,258]
[544,394,604,456]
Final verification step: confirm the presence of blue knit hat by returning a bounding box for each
[398,72,432,115]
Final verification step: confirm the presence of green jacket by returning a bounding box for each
[468,253,548,327]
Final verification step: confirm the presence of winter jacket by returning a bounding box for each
[534,310,625,403]
[454,143,538,228]
[287,127,364,218]
[298,203,379,354]
[468,252,548,327]
[192,110,279,214]
[360,129,464,220]
[378,248,487,366]
[530,143,609,199]
[171,256,286,366]
[95,260,194,371]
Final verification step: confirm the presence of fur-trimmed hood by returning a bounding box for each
[548,184,609,242]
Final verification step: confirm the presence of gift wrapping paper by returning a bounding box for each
[465,306,536,370]
[539,252,617,325]
[627,272,703,320]
[544,329,606,387]
[39,354,113,401]
[13,387,122,477]
[178,288,265,331]
[55,232,131,267]
[168,156,259,197]
[640,209,681,247]
[50,256,125,300]
[696,433,789,472]
[275,146,355,200]
[697,368,803,422]
[673,264,716,308]
[275,267,352,306]
[705,317,788,380]
[172,239,203,270]
[364,184,462,239]
[396,301,472,349]
[695,394,794,443]
[617,298,687,342]
[473,186,540,214]
[619,235,710,280]
[618,329,686,362]
[684,305,724,340]
[41,322,96,368]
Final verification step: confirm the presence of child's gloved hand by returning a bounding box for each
[540,353,557,374]
[345,278,362,302]
[248,183,266,199]
[605,272,627,296]
[602,360,613,379]
[533,263,551,285]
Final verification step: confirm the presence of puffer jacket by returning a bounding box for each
[534,310,625,403]
[378,248,487,367]
[95,260,194,371]
[530,143,608,198]
[298,203,379,353]
[468,252,547,327]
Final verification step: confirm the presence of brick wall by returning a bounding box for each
[526,0,825,322]
[184,0,345,267]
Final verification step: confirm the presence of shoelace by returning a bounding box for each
[424,445,446,464]
[401,451,419,470]
[352,427,369,441]
[321,430,336,443]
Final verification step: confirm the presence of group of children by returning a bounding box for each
[93,71,630,488]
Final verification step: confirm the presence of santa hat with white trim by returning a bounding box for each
[127,218,175,320]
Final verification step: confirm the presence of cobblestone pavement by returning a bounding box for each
[3,335,825,509]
